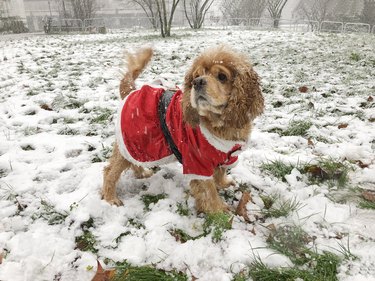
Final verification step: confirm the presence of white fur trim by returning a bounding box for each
[223,160,239,169]
[115,93,176,168]
[184,174,212,181]
[199,125,247,153]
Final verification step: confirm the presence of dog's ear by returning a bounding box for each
[182,65,200,127]
[222,62,264,128]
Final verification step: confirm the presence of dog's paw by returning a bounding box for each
[216,175,236,190]
[132,166,154,179]
[197,198,232,214]
[102,195,123,207]
[134,168,153,179]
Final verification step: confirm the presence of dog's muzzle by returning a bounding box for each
[193,77,207,92]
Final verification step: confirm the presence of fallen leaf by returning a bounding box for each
[362,190,375,202]
[249,227,256,235]
[369,118,375,122]
[356,160,369,169]
[307,101,315,109]
[338,123,348,129]
[305,165,325,178]
[91,261,116,281]
[266,223,276,232]
[236,191,252,222]
[307,137,314,147]
[368,96,374,102]
[299,86,309,93]
[40,104,53,111]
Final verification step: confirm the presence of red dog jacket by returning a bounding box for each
[116,85,246,179]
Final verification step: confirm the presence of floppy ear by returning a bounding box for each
[182,64,200,127]
[222,62,264,128]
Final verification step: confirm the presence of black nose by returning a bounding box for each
[193,77,207,91]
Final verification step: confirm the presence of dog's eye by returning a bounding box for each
[218,73,227,83]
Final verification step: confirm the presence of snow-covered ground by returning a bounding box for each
[0,29,374,281]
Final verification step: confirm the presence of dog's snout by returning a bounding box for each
[193,77,207,91]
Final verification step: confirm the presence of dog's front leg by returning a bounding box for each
[102,144,130,206]
[213,166,235,189]
[190,179,229,213]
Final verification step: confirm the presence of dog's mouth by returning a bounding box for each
[193,92,227,115]
[196,94,208,103]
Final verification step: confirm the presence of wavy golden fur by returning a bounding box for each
[101,46,264,213]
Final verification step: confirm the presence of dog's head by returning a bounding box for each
[182,46,264,129]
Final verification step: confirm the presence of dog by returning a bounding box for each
[101,46,264,214]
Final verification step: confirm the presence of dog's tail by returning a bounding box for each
[119,47,153,100]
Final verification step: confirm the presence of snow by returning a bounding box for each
[0,29,375,280]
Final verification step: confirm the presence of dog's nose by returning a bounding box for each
[193,77,207,91]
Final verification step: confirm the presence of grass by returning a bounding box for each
[246,224,342,281]
[0,169,8,178]
[20,144,35,151]
[349,52,361,62]
[91,145,112,163]
[57,126,79,135]
[90,107,114,125]
[282,120,313,137]
[75,218,98,253]
[262,196,302,218]
[176,201,190,216]
[52,95,87,110]
[261,158,352,188]
[203,212,232,242]
[32,200,69,225]
[168,228,204,243]
[127,218,145,229]
[336,239,357,261]
[267,225,313,265]
[23,126,41,136]
[141,193,167,211]
[260,160,295,182]
[359,200,375,210]
[111,261,188,281]
[304,158,351,188]
[248,251,340,281]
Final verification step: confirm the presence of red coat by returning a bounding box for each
[116,85,246,179]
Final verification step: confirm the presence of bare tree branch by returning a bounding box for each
[267,0,289,28]
[183,0,215,29]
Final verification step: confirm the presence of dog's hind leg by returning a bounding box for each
[102,144,131,206]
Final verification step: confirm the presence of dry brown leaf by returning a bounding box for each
[338,123,348,129]
[40,104,53,111]
[305,165,325,178]
[91,261,116,281]
[249,227,256,235]
[236,191,252,222]
[307,137,314,147]
[368,96,374,102]
[266,223,276,232]
[356,160,369,169]
[362,190,375,202]
[299,86,309,93]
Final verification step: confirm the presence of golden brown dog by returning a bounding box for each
[102,46,264,213]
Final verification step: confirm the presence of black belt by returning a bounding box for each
[158,90,183,164]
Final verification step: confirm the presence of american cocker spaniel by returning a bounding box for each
[101,46,264,213]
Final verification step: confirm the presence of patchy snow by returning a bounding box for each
[0,29,374,281]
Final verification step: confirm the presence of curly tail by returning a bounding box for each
[119,47,153,99]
